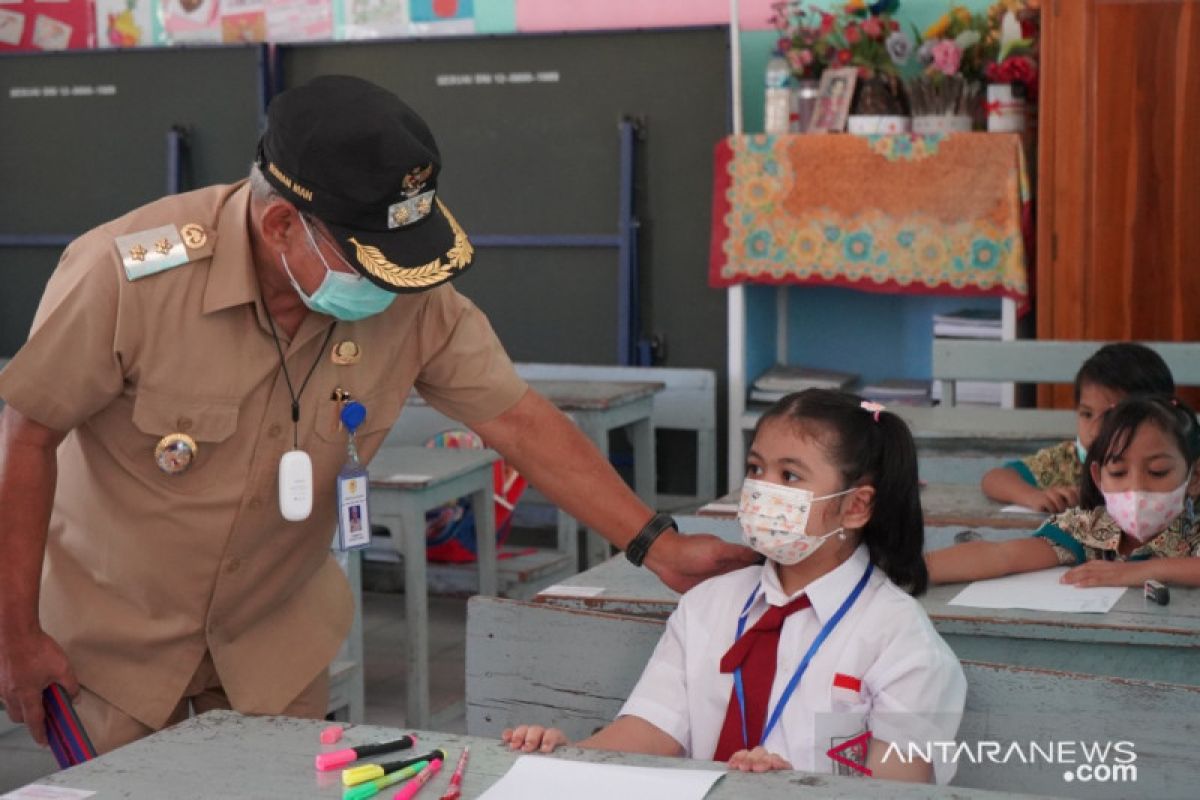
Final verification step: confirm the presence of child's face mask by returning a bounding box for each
[737,478,853,565]
[1102,472,1192,543]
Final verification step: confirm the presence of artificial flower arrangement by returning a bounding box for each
[982,0,1040,101]
[907,5,991,126]
[772,0,913,117]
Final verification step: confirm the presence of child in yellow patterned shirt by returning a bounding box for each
[980,343,1175,512]
[930,395,1200,588]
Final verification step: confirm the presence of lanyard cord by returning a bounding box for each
[733,562,874,749]
[265,312,337,450]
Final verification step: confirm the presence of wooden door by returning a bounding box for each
[1037,0,1200,407]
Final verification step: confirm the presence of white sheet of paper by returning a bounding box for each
[949,567,1127,614]
[701,502,738,515]
[2,786,97,800]
[1000,504,1040,514]
[537,584,605,598]
[477,756,724,800]
[382,473,432,483]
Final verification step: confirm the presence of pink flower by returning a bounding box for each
[931,40,962,76]
[844,23,862,44]
[820,13,836,34]
[862,17,884,39]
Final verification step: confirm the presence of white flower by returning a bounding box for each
[954,30,981,50]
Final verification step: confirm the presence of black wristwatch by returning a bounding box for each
[625,513,677,567]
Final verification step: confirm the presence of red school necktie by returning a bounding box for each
[713,593,813,762]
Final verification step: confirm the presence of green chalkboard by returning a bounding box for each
[277,29,730,368]
[0,45,267,355]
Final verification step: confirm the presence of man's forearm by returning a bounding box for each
[0,408,61,637]
[472,389,653,551]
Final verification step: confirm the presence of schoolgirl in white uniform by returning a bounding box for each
[505,389,967,783]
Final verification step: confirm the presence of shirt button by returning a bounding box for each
[268,423,283,438]
[177,417,193,432]
[226,559,241,574]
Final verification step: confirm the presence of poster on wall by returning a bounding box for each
[94,0,158,47]
[409,0,472,35]
[0,0,93,51]
[220,0,265,41]
[266,0,332,42]
[336,0,407,39]
[161,0,221,43]
[514,0,775,32]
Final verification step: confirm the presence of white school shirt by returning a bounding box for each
[618,545,967,784]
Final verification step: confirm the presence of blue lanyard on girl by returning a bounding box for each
[732,562,874,749]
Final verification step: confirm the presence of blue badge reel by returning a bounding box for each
[336,401,371,550]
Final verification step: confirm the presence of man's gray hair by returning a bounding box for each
[248,162,283,201]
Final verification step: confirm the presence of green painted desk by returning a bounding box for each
[27,710,1048,799]
[534,515,1200,686]
[369,445,500,729]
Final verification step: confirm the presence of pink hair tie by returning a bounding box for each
[860,400,885,422]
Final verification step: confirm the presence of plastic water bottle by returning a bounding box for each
[764,53,792,134]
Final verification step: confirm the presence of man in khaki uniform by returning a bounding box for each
[0,76,755,753]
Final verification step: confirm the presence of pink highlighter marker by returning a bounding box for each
[392,756,443,800]
[315,735,418,771]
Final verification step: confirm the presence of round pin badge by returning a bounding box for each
[155,433,198,475]
[331,341,361,365]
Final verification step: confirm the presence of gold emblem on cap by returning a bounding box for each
[348,200,473,291]
[391,206,412,227]
[331,341,362,366]
[402,164,434,198]
[416,197,432,216]
[180,223,208,249]
[155,433,198,475]
[129,244,147,262]
[154,238,172,255]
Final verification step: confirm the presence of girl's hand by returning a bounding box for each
[502,724,570,753]
[1026,485,1079,513]
[1061,560,1147,587]
[727,746,793,772]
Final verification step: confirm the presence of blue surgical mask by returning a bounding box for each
[1075,437,1087,464]
[281,217,396,322]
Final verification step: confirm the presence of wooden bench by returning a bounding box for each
[466,596,1200,798]
[934,339,1200,407]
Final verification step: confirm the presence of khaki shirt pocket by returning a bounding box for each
[118,389,240,493]
[313,386,405,461]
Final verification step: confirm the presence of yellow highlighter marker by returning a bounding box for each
[343,749,445,786]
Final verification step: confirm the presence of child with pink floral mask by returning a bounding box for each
[928,395,1200,589]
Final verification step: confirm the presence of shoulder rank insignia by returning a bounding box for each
[115,223,213,281]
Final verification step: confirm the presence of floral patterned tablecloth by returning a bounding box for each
[708,133,1031,309]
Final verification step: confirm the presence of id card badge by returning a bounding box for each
[336,463,371,551]
[335,399,371,551]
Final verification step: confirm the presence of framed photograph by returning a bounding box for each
[808,67,858,134]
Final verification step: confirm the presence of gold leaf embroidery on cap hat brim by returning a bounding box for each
[348,200,473,289]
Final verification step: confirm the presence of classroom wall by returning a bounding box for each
[477,0,996,133]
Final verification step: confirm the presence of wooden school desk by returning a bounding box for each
[368,445,501,729]
[27,710,1047,800]
[534,515,1200,686]
[404,379,664,568]
[467,597,1200,799]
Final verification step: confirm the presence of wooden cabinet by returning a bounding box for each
[1037,0,1200,406]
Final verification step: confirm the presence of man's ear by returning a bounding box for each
[257,200,299,251]
[841,486,875,530]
